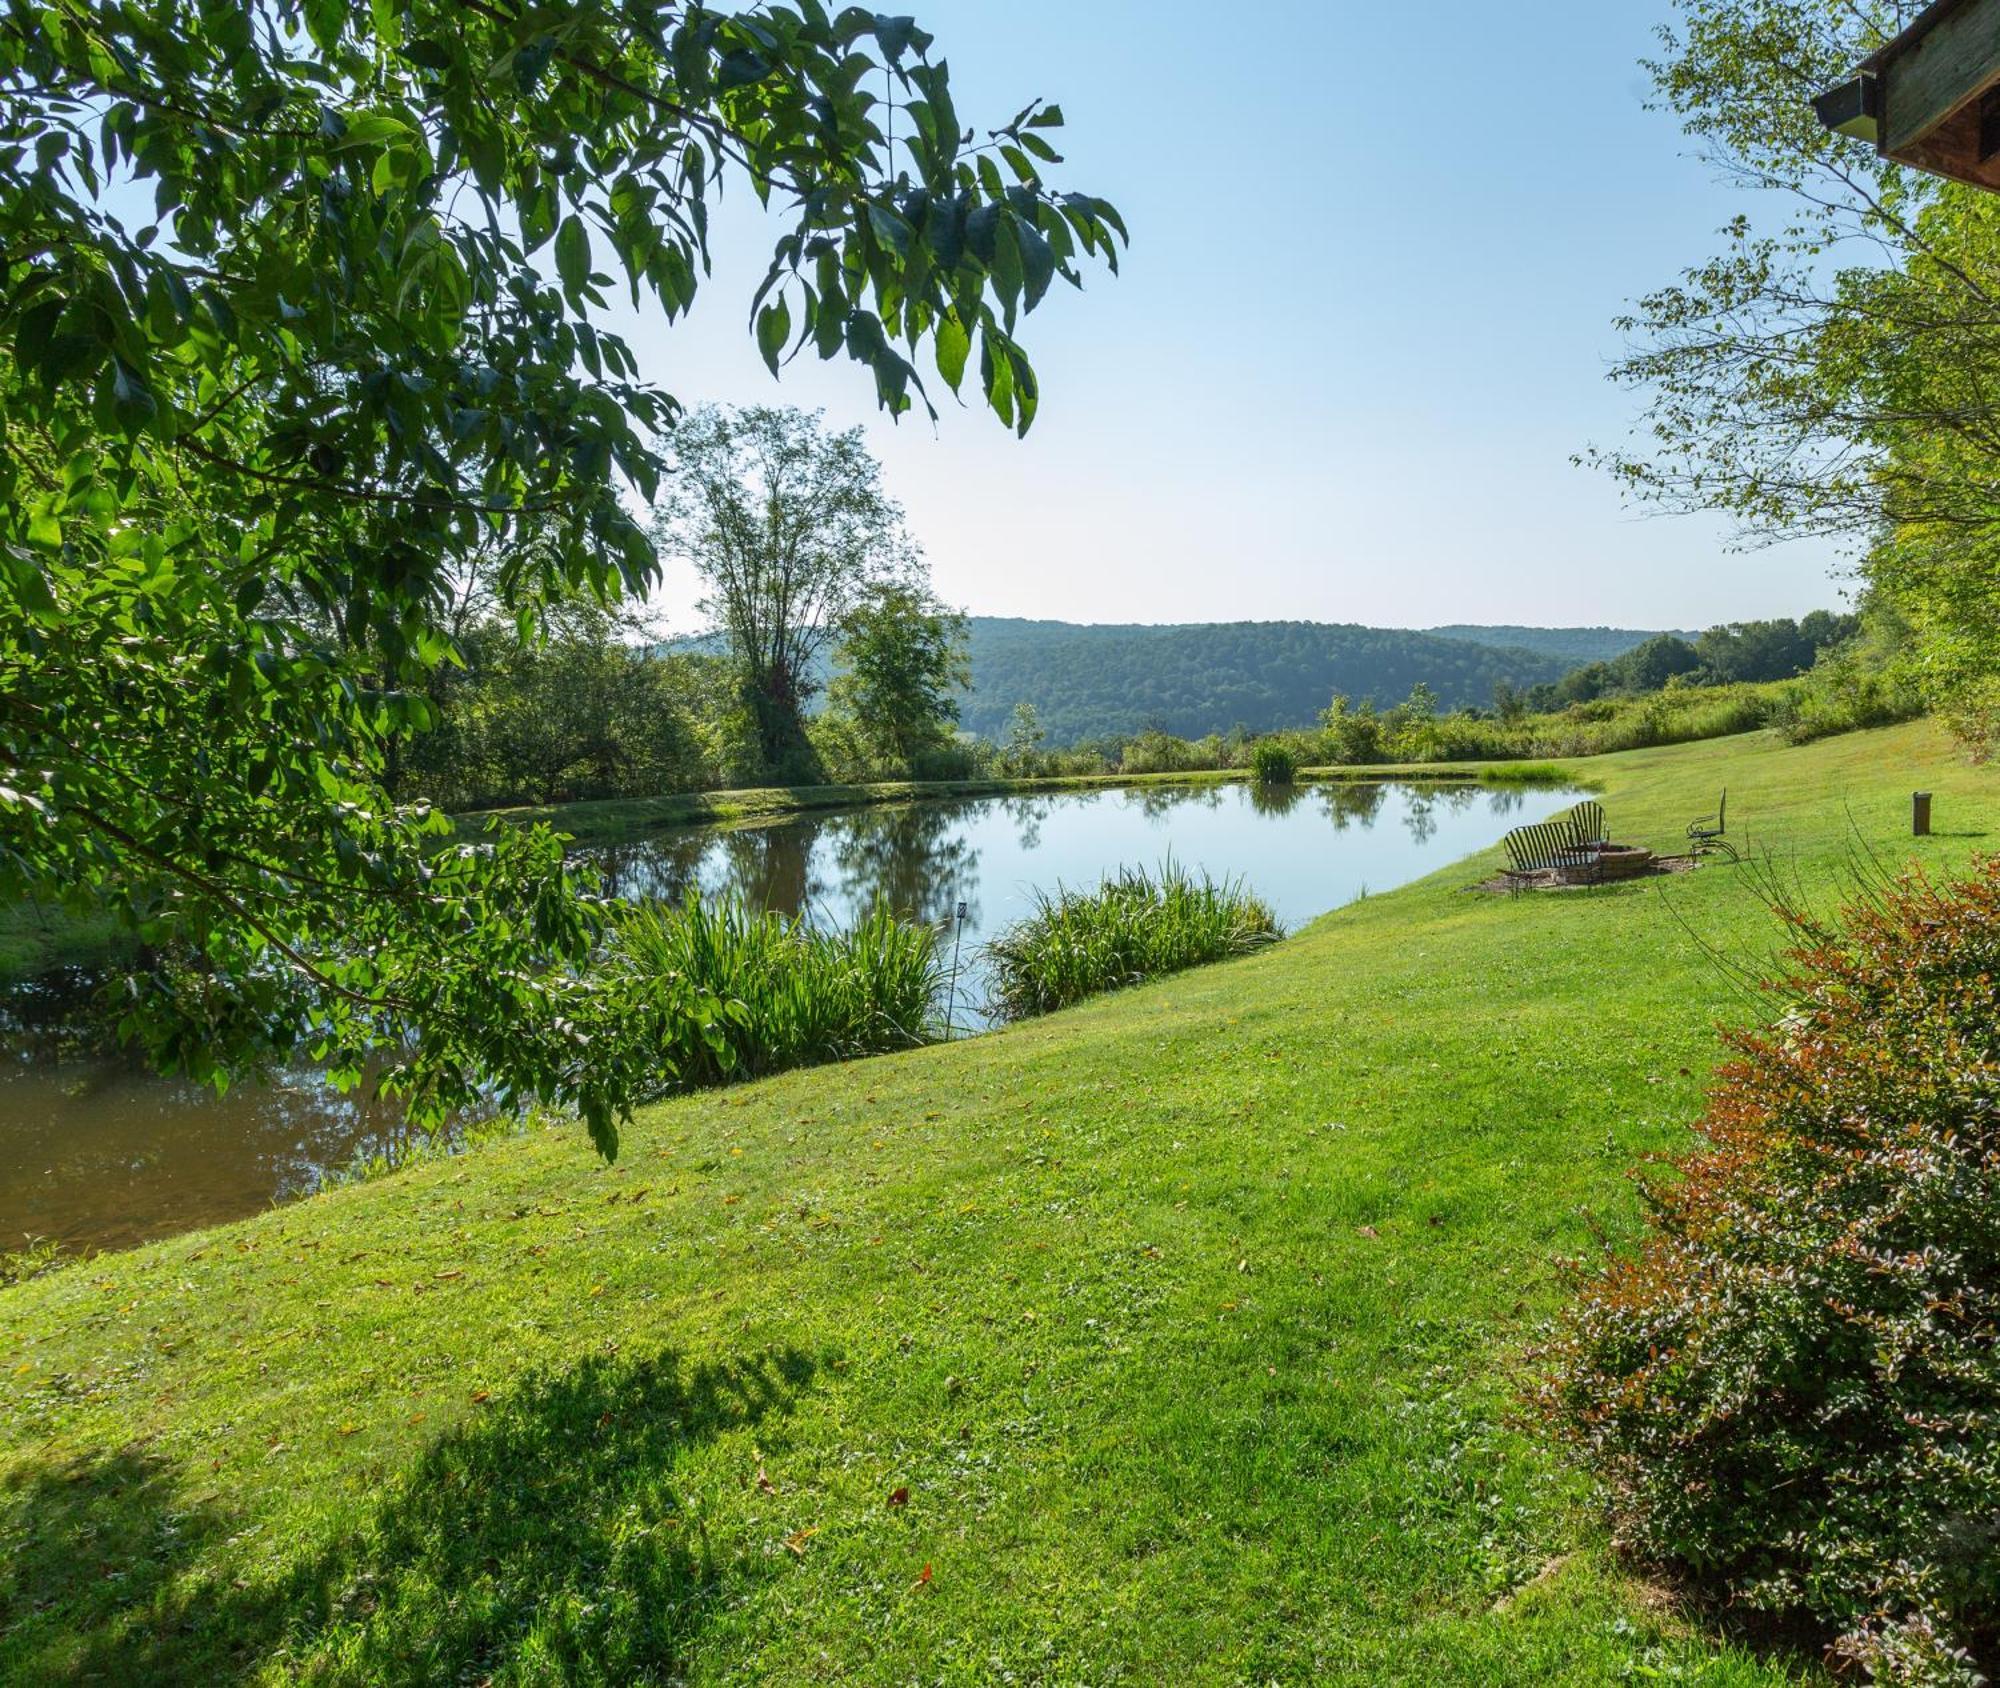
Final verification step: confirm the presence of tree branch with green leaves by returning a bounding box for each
[0,0,1124,1153]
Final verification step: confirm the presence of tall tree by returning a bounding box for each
[657,406,919,777]
[1594,0,2000,746]
[0,1,1124,1151]
[1000,700,1046,773]
[826,584,969,774]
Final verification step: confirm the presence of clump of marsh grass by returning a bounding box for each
[610,893,944,1094]
[985,863,1280,1021]
[0,1235,69,1287]
[1250,741,1298,784]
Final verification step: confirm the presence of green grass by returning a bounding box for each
[4,721,1992,1684]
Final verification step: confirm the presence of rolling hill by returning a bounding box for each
[1424,624,1697,666]
[666,619,1677,747]
[953,619,1665,744]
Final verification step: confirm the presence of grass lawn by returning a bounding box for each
[3,721,1991,1684]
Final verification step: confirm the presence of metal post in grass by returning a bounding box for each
[945,900,969,1039]
[1914,792,1933,837]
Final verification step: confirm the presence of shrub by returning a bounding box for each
[1250,741,1297,784]
[1774,645,1927,746]
[985,863,1280,1019]
[1539,861,2000,1683]
[1120,728,1223,776]
[610,893,943,1094]
[1320,695,1388,765]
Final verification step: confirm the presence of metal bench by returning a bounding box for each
[1688,790,1737,863]
[1503,820,1598,893]
[1566,800,1607,850]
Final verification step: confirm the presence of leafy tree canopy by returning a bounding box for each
[825,581,968,773]
[1597,0,2000,746]
[655,405,919,778]
[0,0,1124,1152]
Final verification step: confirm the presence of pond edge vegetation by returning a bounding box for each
[473,761,1594,846]
[983,862,1283,1022]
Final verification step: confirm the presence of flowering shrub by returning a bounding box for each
[1539,860,2000,1685]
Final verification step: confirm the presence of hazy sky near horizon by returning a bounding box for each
[613,0,1852,634]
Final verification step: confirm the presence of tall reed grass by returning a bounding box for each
[610,893,943,1094]
[985,863,1281,1021]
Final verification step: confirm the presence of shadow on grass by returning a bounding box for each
[1,1345,816,1683]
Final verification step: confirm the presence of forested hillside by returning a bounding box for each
[956,619,1576,743]
[666,618,1679,745]
[1425,624,1689,664]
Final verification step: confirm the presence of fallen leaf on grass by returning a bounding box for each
[912,1563,933,1589]
[407,1413,425,1427]
[435,1269,464,1280]
[470,1390,491,1405]
[1357,1225,1379,1239]
[756,1465,777,1496]
[784,1525,818,1556]
[337,1423,359,1437]
[888,1486,909,1508]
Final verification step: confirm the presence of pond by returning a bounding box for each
[1,779,1581,1256]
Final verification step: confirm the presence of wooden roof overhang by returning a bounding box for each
[1816,0,2000,190]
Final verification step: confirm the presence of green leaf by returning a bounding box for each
[303,0,345,54]
[1018,224,1056,311]
[934,309,969,392]
[110,361,157,435]
[757,297,792,375]
[555,215,592,300]
[331,112,412,150]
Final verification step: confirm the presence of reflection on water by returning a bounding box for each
[579,780,1563,1032]
[0,1056,446,1255]
[2,779,1577,1256]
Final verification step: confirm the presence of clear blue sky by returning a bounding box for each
[613,0,1849,633]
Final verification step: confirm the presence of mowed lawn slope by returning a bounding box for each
[4,722,1992,1685]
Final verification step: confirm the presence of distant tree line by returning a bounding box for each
[1497,611,1860,717]
[957,620,1575,745]
[397,410,979,810]
[386,406,1901,811]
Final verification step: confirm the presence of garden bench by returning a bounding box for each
[1502,821,1598,892]
[1688,790,1737,862]
[1566,800,1607,850]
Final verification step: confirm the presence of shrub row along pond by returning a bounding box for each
[609,864,1282,1095]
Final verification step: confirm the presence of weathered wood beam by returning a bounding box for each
[1818,0,2000,192]
[1880,0,2000,155]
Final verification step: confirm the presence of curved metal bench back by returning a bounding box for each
[1567,801,1606,848]
[1505,822,1582,875]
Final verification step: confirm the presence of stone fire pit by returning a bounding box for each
[1565,844,1656,884]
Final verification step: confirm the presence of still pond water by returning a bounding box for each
[1,780,1579,1255]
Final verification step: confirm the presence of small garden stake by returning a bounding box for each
[945,900,969,1039]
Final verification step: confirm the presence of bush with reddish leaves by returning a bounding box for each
[1540,860,2000,1685]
